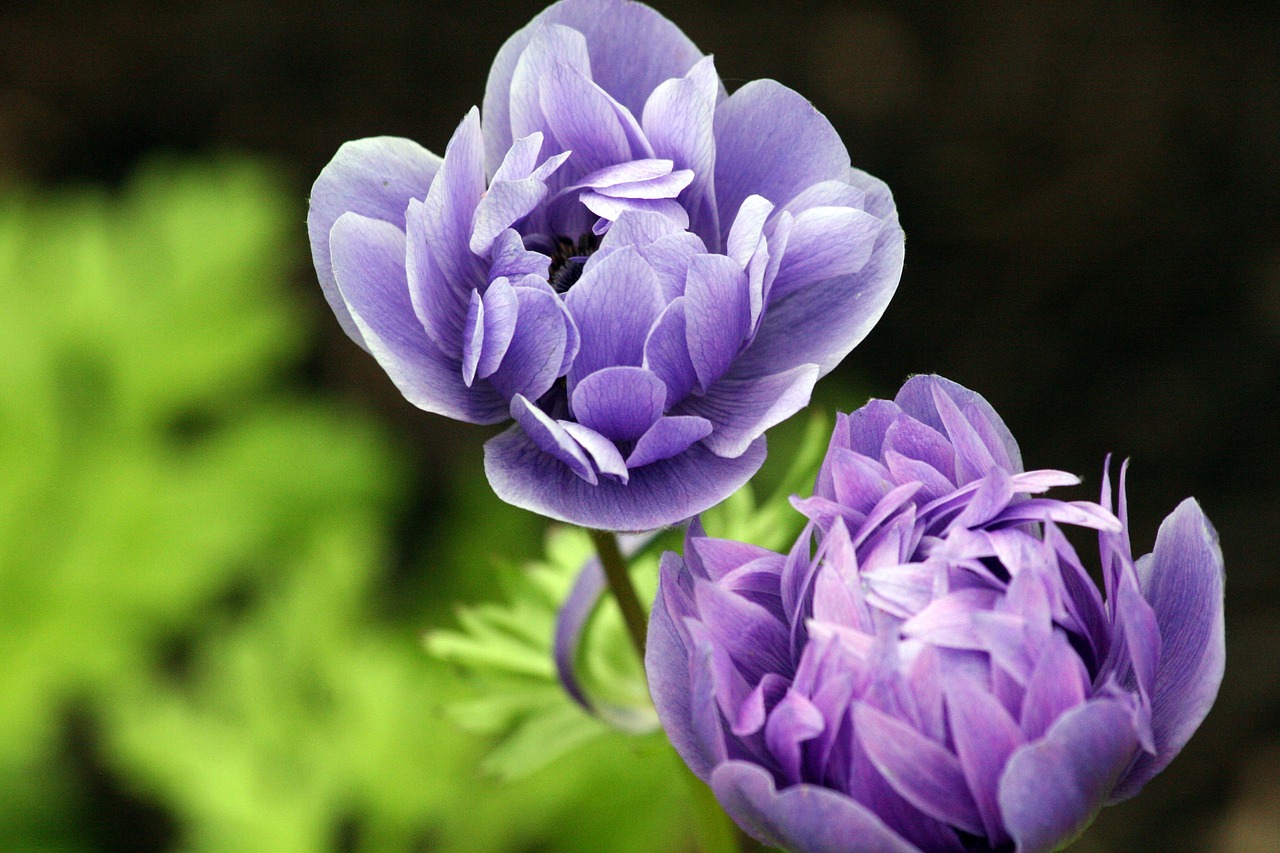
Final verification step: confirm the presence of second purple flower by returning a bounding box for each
[307,0,904,530]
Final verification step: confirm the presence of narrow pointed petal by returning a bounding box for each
[330,213,505,423]
[475,276,519,379]
[309,136,442,348]
[560,421,629,483]
[509,394,595,485]
[894,375,1024,476]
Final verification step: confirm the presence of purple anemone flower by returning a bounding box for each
[307,0,904,531]
[647,375,1225,852]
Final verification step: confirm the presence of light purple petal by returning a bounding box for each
[713,80,850,237]
[946,672,1023,846]
[642,55,721,244]
[461,290,484,386]
[769,206,885,301]
[308,136,442,349]
[560,421,629,483]
[676,364,820,459]
[489,228,551,280]
[765,689,826,784]
[727,216,904,378]
[509,394,595,484]
[506,24,592,152]
[999,699,1140,853]
[648,554,725,779]
[470,148,569,254]
[641,233,707,301]
[1019,631,1090,741]
[330,212,506,424]
[483,0,707,174]
[564,247,666,389]
[855,703,985,836]
[694,578,791,683]
[407,111,489,358]
[685,253,751,390]
[711,761,923,853]
[643,297,698,406]
[569,365,666,442]
[487,285,569,402]
[475,276,519,379]
[484,428,766,531]
[894,375,1024,476]
[540,61,634,174]
[627,415,713,468]
[1111,498,1225,801]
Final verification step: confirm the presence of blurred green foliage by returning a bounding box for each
[0,158,713,852]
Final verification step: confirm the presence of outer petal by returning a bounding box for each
[309,137,442,347]
[727,213,904,379]
[483,0,709,174]
[484,427,765,530]
[710,761,923,853]
[998,699,1140,853]
[329,213,506,423]
[648,553,726,779]
[676,364,819,458]
[713,80,851,237]
[1110,498,1225,801]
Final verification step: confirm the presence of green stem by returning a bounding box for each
[588,528,648,661]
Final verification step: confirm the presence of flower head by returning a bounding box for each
[307,0,904,530]
[648,375,1225,852]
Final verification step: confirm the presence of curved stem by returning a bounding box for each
[588,528,648,661]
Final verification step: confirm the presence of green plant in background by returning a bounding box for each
[0,157,757,852]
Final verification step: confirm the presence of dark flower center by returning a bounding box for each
[547,233,600,294]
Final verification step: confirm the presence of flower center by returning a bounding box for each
[547,233,600,294]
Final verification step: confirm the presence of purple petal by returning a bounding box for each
[726,195,775,268]
[329,213,506,424]
[713,80,851,237]
[489,228,551,280]
[570,366,666,442]
[894,375,1024,476]
[694,579,791,683]
[727,217,904,378]
[627,415,713,468]
[649,555,729,778]
[711,760,923,853]
[461,290,484,386]
[999,699,1140,853]
[946,673,1023,846]
[509,394,595,484]
[770,206,885,301]
[483,0,708,175]
[902,588,1001,650]
[765,689,826,785]
[539,61,634,174]
[1020,631,1090,741]
[470,147,569,255]
[641,232,706,301]
[506,24,592,151]
[1111,498,1225,801]
[554,557,607,711]
[564,247,666,389]
[475,276,519,379]
[407,111,490,358]
[308,136,442,349]
[643,297,697,406]
[855,703,985,836]
[559,421,629,483]
[487,285,569,402]
[676,364,819,459]
[642,55,721,243]
[685,253,751,390]
[484,428,765,530]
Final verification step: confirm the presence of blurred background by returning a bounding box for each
[1,0,1276,850]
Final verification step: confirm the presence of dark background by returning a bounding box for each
[3,1,1276,849]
